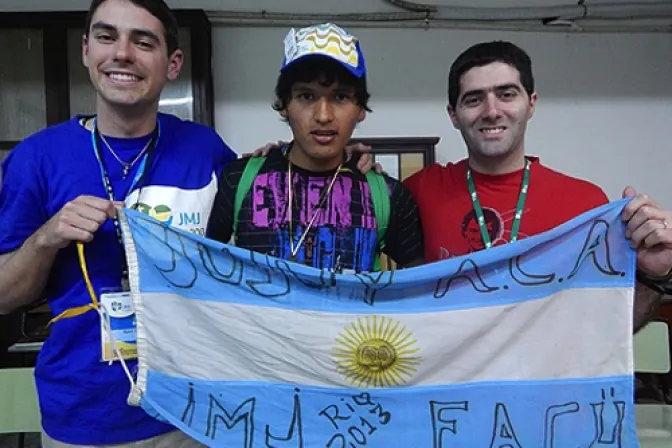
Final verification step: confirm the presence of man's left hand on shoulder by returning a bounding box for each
[621,186,672,279]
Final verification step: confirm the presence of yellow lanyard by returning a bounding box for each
[49,242,99,325]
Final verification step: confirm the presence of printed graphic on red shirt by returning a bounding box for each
[452,206,530,256]
[461,207,502,252]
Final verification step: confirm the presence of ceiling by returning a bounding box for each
[0,0,662,9]
[1,0,670,32]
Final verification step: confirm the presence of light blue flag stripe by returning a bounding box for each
[142,371,637,448]
[124,199,635,314]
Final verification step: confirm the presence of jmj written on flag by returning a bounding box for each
[119,199,638,448]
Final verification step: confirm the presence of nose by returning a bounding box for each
[113,37,135,63]
[481,93,502,121]
[314,98,334,124]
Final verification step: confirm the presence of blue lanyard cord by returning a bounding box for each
[90,118,161,288]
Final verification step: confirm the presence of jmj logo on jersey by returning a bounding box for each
[125,173,218,237]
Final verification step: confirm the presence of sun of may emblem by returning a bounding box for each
[332,315,421,388]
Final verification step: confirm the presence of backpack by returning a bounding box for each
[232,156,390,271]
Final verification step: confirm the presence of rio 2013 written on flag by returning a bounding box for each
[119,199,638,448]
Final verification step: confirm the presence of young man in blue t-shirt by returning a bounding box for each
[207,24,424,271]
[0,0,233,446]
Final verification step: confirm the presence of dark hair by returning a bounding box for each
[448,41,534,109]
[85,0,179,56]
[272,57,372,112]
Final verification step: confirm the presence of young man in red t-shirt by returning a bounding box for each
[403,41,672,332]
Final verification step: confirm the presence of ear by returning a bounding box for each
[279,108,288,120]
[357,108,366,122]
[166,49,184,81]
[527,92,538,120]
[82,34,90,68]
[447,104,460,130]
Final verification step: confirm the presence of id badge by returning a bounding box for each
[99,288,137,362]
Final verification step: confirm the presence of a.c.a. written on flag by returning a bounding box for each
[118,199,639,448]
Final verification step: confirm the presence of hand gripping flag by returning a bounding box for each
[118,199,639,447]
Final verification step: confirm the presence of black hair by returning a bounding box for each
[272,57,372,112]
[448,41,534,109]
[85,0,179,56]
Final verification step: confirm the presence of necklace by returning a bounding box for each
[99,133,152,179]
[287,160,342,260]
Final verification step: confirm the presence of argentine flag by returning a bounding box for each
[119,199,638,447]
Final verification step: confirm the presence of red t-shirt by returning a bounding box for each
[403,157,610,263]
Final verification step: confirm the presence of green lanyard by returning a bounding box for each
[466,158,531,249]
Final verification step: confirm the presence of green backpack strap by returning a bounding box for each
[365,171,391,271]
[233,156,266,237]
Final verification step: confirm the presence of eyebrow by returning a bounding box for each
[91,21,161,44]
[460,83,522,100]
[292,83,353,93]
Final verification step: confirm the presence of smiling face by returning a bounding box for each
[82,0,183,113]
[280,78,365,171]
[448,62,537,168]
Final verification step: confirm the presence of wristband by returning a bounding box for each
[636,269,672,295]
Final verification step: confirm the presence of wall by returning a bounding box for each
[213,26,672,207]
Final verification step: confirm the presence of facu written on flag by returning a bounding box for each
[119,199,638,448]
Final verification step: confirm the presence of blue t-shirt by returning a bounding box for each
[0,113,236,444]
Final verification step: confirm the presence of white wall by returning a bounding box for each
[213,26,672,207]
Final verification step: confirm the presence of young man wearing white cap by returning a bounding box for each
[207,23,424,272]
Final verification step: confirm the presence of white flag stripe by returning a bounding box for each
[136,286,633,389]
